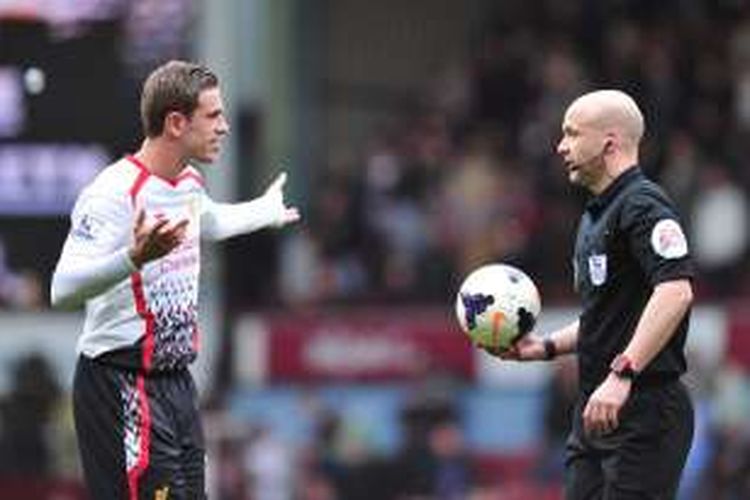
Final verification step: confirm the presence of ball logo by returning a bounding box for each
[460,292,495,330]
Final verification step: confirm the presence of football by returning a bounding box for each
[455,263,541,350]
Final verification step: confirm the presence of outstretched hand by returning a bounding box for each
[263,171,301,227]
[128,209,189,269]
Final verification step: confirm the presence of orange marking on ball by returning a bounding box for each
[492,311,505,347]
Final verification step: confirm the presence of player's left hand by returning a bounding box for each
[582,373,632,436]
[263,171,301,227]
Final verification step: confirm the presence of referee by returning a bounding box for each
[495,89,694,499]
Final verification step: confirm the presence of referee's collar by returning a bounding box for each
[586,165,643,215]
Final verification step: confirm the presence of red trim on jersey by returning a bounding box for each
[125,157,155,499]
[178,170,205,186]
[127,374,152,500]
[128,166,155,372]
[129,167,150,201]
[130,272,155,371]
[126,155,205,187]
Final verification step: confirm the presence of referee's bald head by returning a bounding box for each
[567,89,645,153]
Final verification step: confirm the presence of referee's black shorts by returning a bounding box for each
[565,379,693,500]
[73,355,206,500]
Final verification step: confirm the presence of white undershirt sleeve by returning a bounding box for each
[51,192,136,310]
[200,192,284,241]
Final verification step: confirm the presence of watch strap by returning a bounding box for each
[610,354,638,380]
[543,338,557,360]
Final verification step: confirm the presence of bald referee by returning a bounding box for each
[491,89,694,499]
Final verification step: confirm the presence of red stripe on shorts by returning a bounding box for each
[127,374,152,500]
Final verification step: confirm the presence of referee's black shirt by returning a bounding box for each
[573,166,694,394]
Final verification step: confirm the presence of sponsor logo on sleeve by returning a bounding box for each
[651,219,688,259]
[70,213,103,241]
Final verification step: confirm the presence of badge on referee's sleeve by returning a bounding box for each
[651,219,688,259]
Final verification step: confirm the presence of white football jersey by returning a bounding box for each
[52,156,284,371]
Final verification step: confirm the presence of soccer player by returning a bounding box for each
[493,89,694,499]
[51,60,300,499]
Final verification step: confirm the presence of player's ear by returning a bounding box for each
[164,110,189,138]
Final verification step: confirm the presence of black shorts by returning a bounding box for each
[73,355,206,500]
[565,380,694,500]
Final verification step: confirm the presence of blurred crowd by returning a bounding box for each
[278,0,750,309]
[6,350,750,499]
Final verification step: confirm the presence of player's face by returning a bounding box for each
[183,87,229,163]
[556,106,607,192]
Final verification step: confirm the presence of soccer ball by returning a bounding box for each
[455,263,541,350]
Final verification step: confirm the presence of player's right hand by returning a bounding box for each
[482,334,547,361]
[128,208,189,269]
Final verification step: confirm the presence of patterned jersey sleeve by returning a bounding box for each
[620,188,695,286]
[50,190,136,309]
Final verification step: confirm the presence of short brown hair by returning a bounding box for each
[140,60,219,137]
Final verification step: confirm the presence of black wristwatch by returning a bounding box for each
[610,354,638,380]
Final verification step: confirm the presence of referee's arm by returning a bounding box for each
[546,319,579,357]
[620,279,693,372]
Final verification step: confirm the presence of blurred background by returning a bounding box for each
[0,0,748,498]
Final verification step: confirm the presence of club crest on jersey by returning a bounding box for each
[651,219,688,259]
[588,254,607,286]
